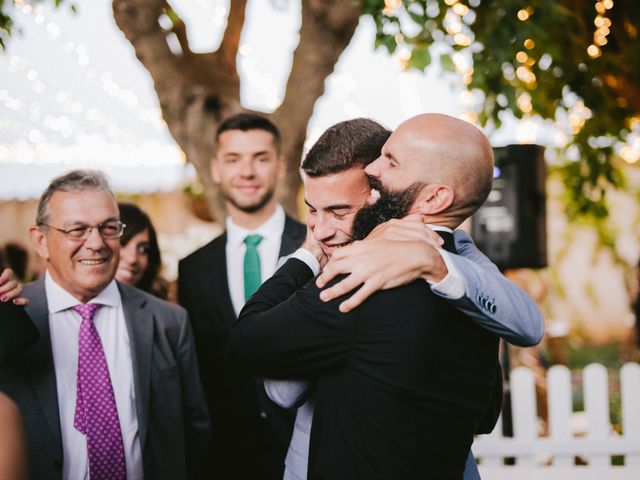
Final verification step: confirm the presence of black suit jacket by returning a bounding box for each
[229,233,500,480]
[178,214,305,479]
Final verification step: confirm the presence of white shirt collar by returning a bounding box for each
[45,270,121,314]
[226,204,286,248]
[427,224,453,234]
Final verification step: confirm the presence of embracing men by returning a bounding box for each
[229,114,543,479]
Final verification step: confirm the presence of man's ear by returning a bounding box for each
[210,157,221,184]
[29,226,50,261]
[417,184,455,216]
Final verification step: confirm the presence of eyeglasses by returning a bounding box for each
[39,221,126,241]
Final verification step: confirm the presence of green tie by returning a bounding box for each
[244,234,264,301]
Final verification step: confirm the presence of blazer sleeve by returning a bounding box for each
[229,258,357,378]
[438,230,544,347]
[174,310,211,479]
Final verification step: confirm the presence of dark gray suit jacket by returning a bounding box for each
[0,278,210,480]
[178,214,305,479]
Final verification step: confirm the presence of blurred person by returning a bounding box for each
[0,391,27,480]
[0,169,209,479]
[116,202,168,299]
[178,112,305,480]
[230,115,544,479]
[3,243,30,283]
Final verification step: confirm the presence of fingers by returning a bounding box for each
[316,261,341,289]
[338,282,378,313]
[1,283,22,303]
[0,268,25,303]
[315,245,360,288]
[367,219,444,246]
[12,297,29,306]
[319,272,365,303]
[0,268,13,286]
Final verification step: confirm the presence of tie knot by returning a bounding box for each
[73,303,102,322]
[244,234,263,248]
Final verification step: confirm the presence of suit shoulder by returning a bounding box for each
[284,215,305,234]
[179,233,226,269]
[120,283,187,318]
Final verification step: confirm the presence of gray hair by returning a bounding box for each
[36,170,116,225]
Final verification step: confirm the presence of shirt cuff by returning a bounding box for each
[429,249,465,299]
[290,248,321,276]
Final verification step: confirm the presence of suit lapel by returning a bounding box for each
[211,233,237,325]
[24,279,62,448]
[119,282,153,450]
[437,230,457,254]
[279,215,306,258]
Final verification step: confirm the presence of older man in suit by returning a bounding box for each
[0,170,209,480]
[178,113,305,479]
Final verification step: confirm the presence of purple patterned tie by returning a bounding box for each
[73,303,127,480]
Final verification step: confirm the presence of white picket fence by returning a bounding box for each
[473,362,640,479]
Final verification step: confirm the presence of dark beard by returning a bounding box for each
[227,188,275,214]
[351,181,424,241]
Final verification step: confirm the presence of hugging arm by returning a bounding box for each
[316,219,543,347]
[229,258,356,378]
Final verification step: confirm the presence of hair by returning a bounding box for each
[36,170,116,225]
[301,118,391,177]
[215,112,281,151]
[118,202,166,298]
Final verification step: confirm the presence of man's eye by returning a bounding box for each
[100,224,120,236]
[67,226,89,238]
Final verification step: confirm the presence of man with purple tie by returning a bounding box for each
[0,170,209,479]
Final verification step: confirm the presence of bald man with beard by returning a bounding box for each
[230,114,543,479]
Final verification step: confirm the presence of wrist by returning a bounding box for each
[420,250,448,283]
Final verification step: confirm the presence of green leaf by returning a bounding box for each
[408,47,431,70]
[439,53,455,72]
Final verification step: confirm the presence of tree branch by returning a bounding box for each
[113,0,186,99]
[162,1,191,57]
[273,0,361,215]
[218,0,248,71]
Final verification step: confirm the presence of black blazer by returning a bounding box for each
[229,233,500,480]
[178,214,305,479]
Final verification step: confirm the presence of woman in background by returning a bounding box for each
[116,202,168,299]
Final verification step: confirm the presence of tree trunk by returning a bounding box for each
[112,0,360,222]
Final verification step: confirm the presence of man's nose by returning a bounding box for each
[364,158,380,177]
[313,216,334,242]
[84,227,107,249]
[239,159,256,177]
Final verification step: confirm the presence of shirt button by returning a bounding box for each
[260,411,268,419]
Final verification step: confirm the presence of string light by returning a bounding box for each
[589,1,613,58]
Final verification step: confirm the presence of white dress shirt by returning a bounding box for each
[225,205,286,316]
[45,272,143,480]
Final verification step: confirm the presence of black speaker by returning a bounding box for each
[471,144,547,270]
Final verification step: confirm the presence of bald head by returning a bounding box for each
[366,113,493,227]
